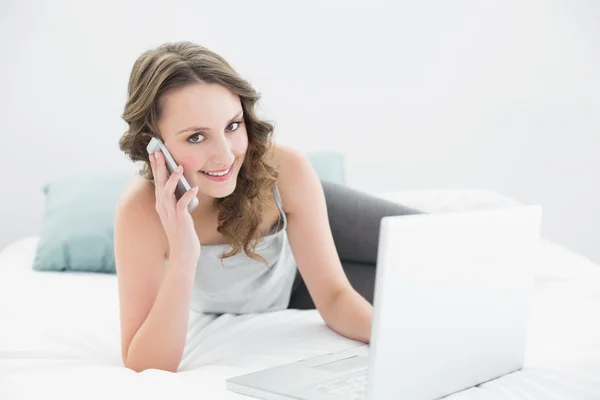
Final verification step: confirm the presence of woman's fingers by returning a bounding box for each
[153,150,168,191]
[164,165,184,198]
[178,185,199,215]
[149,153,161,202]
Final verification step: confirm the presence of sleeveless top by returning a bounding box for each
[178,184,298,314]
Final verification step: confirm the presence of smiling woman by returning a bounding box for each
[113,41,420,373]
[155,82,249,200]
[118,42,279,263]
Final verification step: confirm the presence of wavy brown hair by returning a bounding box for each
[118,41,279,265]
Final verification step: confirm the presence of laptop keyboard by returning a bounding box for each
[313,370,368,399]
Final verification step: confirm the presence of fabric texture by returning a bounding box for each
[287,180,424,310]
[188,184,297,314]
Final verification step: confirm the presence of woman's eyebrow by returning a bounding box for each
[176,110,243,135]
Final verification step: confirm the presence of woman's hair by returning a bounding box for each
[118,41,279,265]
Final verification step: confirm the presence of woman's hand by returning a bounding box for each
[149,150,201,263]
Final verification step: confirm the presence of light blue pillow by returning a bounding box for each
[306,152,345,185]
[32,173,132,274]
[32,152,345,274]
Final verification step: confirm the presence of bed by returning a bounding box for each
[1,189,599,400]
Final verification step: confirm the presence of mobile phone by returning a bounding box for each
[146,137,199,213]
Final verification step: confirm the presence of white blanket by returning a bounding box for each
[1,190,599,400]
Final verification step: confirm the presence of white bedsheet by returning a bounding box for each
[1,193,600,399]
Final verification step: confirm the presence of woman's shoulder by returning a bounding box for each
[117,174,156,210]
[267,143,312,181]
[268,143,317,214]
[267,142,303,170]
[115,175,168,254]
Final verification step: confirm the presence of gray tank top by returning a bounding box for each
[187,184,297,314]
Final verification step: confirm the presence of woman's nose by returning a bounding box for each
[210,136,235,167]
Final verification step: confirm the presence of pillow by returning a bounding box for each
[305,152,345,184]
[370,189,522,214]
[32,152,346,274]
[32,173,132,274]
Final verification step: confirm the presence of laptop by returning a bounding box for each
[226,205,542,400]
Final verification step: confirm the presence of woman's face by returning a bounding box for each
[156,82,248,201]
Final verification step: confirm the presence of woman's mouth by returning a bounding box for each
[199,164,234,182]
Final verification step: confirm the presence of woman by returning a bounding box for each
[115,41,420,373]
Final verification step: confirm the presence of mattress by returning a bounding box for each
[1,191,600,400]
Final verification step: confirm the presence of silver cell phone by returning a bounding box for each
[146,137,199,213]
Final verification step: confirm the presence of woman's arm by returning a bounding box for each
[115,192,198,373]
[275,145,373,343]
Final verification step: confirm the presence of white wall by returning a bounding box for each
[1,1,599,264]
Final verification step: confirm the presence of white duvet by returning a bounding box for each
[1,190,599,400]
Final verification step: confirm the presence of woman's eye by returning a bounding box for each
[228,120,243,131]
[187,133,206,143]
[187,121,242,143]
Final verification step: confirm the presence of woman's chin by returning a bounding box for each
[212,185,236,199]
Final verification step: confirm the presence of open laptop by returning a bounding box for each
[226,205,542,400]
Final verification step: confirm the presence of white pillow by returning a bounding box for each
[368,189,521,214]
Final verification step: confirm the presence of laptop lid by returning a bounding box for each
[366,205,542,400]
